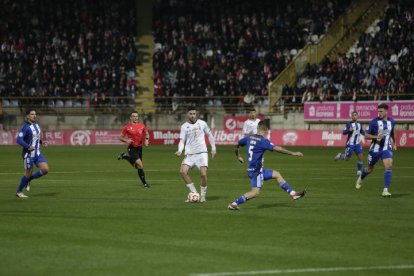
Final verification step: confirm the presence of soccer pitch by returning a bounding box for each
[1,145,413,275]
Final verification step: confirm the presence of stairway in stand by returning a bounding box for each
[135,35,155,114]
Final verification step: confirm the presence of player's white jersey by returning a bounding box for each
[180,119,216,155]
[242,119,260,135]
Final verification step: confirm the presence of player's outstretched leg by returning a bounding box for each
[279,181,306,200]
[334,153,345,161]
[117,152,128,160]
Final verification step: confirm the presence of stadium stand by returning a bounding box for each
[152,0,351,113]
[282,0,414,112]
[0,0,137,111]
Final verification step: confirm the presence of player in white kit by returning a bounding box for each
[242,108,261,136]
[175,106,217,202]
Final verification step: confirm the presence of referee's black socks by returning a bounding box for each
[137,169,148,185]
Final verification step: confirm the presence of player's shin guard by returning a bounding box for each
[361,168,369,180]
[137,169,147,185]
[17,176,29,193]
[384,169,392,189]
[279,181,293,194]
[357,161,363,172]
[235,195,248,205]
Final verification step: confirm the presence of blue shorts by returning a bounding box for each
[23,154,47,170]
[368,150,393,167]
[345,144,363,158]
[248,169,273,189]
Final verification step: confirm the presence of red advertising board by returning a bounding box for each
[2,129,414,147]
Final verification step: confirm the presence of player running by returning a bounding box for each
[228,121,306,210]
[118,111,150,188]
[356,103,397,197]
[334,111,365,176]
[15,108,49,198]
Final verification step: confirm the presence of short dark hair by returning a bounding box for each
[351,111,358,115]
[257,120,268,131]
[187,106,197,112]
[25,108,36,115]
[248,108,256,113]
[378,103,389,110]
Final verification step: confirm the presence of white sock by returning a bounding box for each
[200,186,207,197]
[186,183,197,193]
[289,190,296,196]
[383,188,388,192]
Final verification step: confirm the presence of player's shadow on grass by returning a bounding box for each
[388,193,410,198]
[257,203,294,209]
[34,192,59,197]
[207,196,222,201]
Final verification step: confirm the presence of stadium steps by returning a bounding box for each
[329,0,388,57]
[135,35,156,114]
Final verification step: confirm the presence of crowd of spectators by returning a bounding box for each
[282,0,414,111]
[0,0,137,110]
[152,0,351,112]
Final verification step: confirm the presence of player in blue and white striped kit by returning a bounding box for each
[15,109,49,198]
[334,111,365,176]
[228,121,306,210]
[356,103,396,197]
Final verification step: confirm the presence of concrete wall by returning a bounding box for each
[1,110,412,131]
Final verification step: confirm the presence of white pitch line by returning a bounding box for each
[190,264,414,276]
[1,166,414,175]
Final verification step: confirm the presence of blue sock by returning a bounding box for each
[361,168,369,180]
[357,161,363,171]
[235,195,248,205]
[279,181,293,194]
[384,169,392,189]
[17,176,29,193]
[29,170,44,181]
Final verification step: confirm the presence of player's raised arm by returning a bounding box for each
[273,145,303,157]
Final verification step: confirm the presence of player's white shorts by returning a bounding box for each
[182,152,208,169]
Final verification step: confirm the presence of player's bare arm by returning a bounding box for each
[364,133,384,140]
[118,134,132,144]
[144,131,150,146]
[273,146,303,157]
[235,144,244,163]
[175,139,184,157]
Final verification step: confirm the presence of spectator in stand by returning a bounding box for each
[153,0,351,112]
[286,0,414,109]
[0,0,137,109]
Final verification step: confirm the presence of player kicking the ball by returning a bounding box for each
[228,121,306,210]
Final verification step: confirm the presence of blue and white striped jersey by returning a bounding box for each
[343,122,365,146]
[16,122,42,158]
[367,117,396,153]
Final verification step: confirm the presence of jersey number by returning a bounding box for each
[248,145,254,161]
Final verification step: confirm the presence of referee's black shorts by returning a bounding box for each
[128,146,143,162]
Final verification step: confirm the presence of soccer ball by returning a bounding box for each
[187,192,200,203]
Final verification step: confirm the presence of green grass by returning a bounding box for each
[0,145,413,276]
